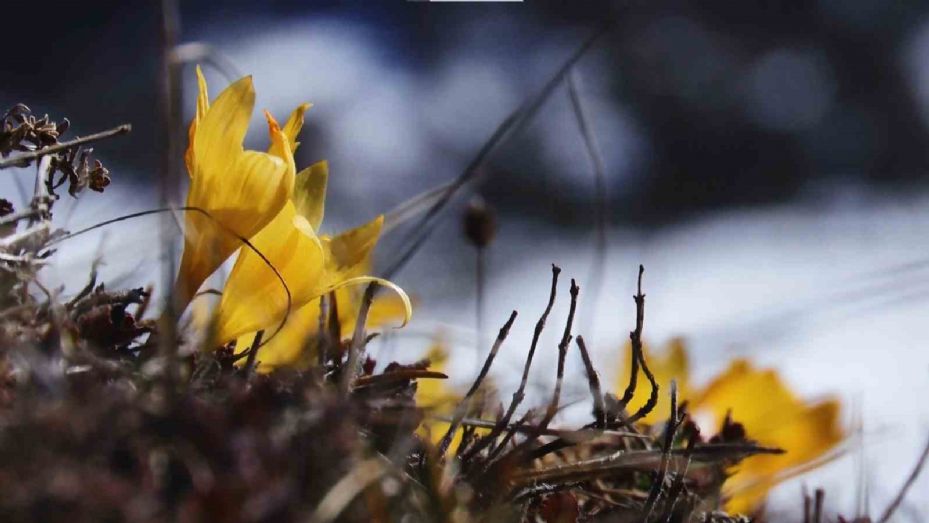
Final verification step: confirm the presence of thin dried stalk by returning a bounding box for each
[437,309,518,456]
[0,124,131,169]
[462,265,560,462]
[343,283,378,394]
[878,431,929,523]
[576,335,606,427]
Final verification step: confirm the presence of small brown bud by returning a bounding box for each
[463,196,496,248]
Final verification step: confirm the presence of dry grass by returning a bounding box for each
[0,118,783,520]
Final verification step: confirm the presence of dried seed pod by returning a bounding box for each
[463,196,497,248]
[88,160,111,192]
[0,104,69,159]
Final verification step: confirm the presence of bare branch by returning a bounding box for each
[0,124,131,170]
[576,336,606,427]
[437,309,518,456]
[462,265,560,461]
[342,282,378,394]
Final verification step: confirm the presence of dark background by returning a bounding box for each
[7,0,929,226]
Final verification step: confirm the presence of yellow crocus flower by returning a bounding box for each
[691,360,843,514]
[213,154,410,361]
[617,340,843,514]
[175,67,306,311]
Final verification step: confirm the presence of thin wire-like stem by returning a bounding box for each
[242,330,264,376]
[381,181,455,235]
[316,295,328,367]
[443,416,647,440]
[878,431,929,523]
[381,25,611,280]
[509,443,783,487]
[567,70,609,345]
[475,245,486,372]
[159,0,183,378]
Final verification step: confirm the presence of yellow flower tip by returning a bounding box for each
[185,65,212,177]
[264,109,297,188]
[194,65,209,115]
[264,109,282,133]
[282,103,312,152]
[231,75,255,97]
[293,161,329,230]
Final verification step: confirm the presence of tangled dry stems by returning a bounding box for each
[0,104,922,523]
[0,123,764,520]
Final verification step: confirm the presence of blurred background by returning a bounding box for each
[4,0,929,517]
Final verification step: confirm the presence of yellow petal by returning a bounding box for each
[282,103,312,152]
[213,202,325,344]
[265,110,296,181]
[416,340,462,446]
[175,75,296,310]
[723,400,841,513]
[690,360,843,513]
[417,341,458,409]
[223,204,408,366]
[339,290,412,336]
[184,66,210,177]
[245,283,413,372]
[177,150,290,309]
[692,360,798,436]
[194,66,210,120]
[323,215,385,283]
[293,161,328,231]
[237,298,322,370]
[615,337,690,425]
[192,75,253,182]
